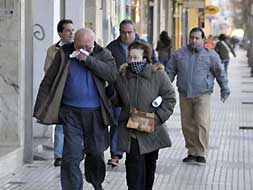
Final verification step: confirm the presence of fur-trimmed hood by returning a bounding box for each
[119,63,164,77]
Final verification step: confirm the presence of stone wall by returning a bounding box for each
[0,0,19,145]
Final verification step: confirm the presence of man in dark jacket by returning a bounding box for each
[34,28,117,190]
[215,34,236,74]
[106,19,158,167]
[107,19,158,69]
[106,19,135,166]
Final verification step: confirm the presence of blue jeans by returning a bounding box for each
[54,125,64,159]
[222,59,229,74]
[110,107,123,158]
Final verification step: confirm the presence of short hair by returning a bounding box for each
[189,27,205,39]
[119,19,135,31]
[128,40,152,63]
[57,19,73,33]
[218,34,227,41]
[74,28,95,41]
[160,31,171,46]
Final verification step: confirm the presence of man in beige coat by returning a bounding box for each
[44,19,74,167]
[44,19,74,72]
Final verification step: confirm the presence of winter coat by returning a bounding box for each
[33,42,118,126]
[44,41,61,73]
[166,46,230,98]
[113,63,176,154]
[215,40,236,61]
[156,40,171,62]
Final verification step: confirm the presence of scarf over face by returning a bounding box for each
[128,61,147,74]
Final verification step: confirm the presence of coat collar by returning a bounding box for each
[120,63,164,79]
[187,45,204,53]
[127,64,152,79]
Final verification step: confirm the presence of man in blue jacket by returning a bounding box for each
[166,27,230,165]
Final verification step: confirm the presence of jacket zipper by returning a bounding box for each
[134,75,139,108]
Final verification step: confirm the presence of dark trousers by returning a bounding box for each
[59,106,109,190]
[126,139,159,190]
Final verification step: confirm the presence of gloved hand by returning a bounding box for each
[221,94,229,103]
[105,84,115,98]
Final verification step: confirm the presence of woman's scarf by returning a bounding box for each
[128,61,147,74]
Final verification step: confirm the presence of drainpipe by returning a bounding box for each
[147,0,154,44]
[249,3,253,76]
[172,0,177,51]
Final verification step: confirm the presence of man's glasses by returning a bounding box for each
[120,30,134,35]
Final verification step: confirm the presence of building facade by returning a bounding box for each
[0,0,218,176]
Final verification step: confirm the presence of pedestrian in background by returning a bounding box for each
[112,40,176,190]
[204,34,215,49]
[166,27,230,165]
[34,28,117,190]
[44,19,74,167]
[215,33,236,74]
[106,19,136,167]
[156,30,172,67]
[230,36,240,50]
[106,19,158,167]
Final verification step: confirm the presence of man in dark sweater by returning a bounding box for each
[107,19,158,69]
[106,19,135,166]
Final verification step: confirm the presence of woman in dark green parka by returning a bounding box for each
[112,40,176,190]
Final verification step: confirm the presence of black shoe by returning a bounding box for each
[94,185,104,190]
[107,156,119,167]
[196,156,206,164]
[182,155,197,163]
[80,150,85,161]
[54,158,62,167]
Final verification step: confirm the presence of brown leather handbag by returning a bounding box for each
[127,108,155,133]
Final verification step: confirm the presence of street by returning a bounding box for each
[0,49,253,190]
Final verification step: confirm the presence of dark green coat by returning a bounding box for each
[33,42,118,126]
[115,63,176,154]
[215,40,236,61]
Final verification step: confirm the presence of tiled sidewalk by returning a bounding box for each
[0,49,253,190]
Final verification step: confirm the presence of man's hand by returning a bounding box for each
[221,94,229,103]
[76,51,88,62]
